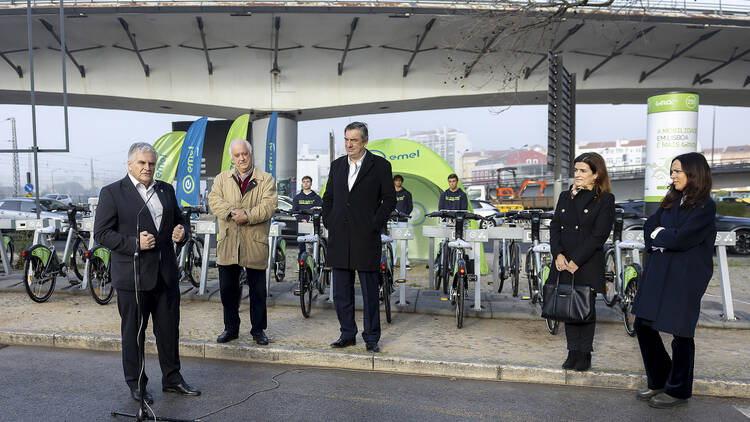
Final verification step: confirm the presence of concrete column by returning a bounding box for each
[252,114,297,196]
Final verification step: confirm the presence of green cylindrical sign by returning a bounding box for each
[645,92,699,213]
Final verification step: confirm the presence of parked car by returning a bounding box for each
[469,199,503,229]
[615,200,750,255]
[0,197,69,237]
[43,193,73,205]
[274,196,299,243]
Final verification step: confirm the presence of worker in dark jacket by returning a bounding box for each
[292,175,323,256]
[438,174,468,211]
[393,174,413,268]
[549,152,615,372]
[632,152,716,409]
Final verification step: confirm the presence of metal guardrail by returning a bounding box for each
[0,0,748,15]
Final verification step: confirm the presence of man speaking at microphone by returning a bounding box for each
[94,142,200,404]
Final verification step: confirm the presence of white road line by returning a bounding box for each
[735,406,750,419]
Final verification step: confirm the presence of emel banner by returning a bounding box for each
[153,131,186,184]
[176,117,207,207]
[221,114,250,172]
[265,111,278,180]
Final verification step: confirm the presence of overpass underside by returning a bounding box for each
[1,1,749,119]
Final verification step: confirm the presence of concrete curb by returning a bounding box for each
[1,329,748,399]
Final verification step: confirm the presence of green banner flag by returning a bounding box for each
[221,114,250,172]
[153,131,186,183]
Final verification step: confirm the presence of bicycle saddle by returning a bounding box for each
[532,243,551,253]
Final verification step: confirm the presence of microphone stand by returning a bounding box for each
[112,184,193,422]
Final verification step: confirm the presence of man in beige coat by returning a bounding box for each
[208,139,277,345]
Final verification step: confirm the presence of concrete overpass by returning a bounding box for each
[1,0,750,120]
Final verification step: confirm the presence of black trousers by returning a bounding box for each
[635,317,695,399]
[218,265,267,336]
[333,269,380,343]
[564,293,597,353]
[116,277,183,391]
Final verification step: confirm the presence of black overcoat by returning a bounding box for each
[632,196,716,338]
[94,177,189,291]
[322,151,396,271]
[549,189,616,293]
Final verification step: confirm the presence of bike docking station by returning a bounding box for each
[192,218,217,296]
[622,229,739,322]
[266,220,285,298]
[389,225,414,306]
[424,224,488,310]
[487,226,525,288]
[0,218,13,275]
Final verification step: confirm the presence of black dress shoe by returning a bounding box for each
[648,392,688,409]
[217,330,238,344]
[562,351,576,370]
[162,382,201,396]
[365,342,381,353]
[574,352,591,372]
[330,338,356,348]
[252,331,269,345]
[636,388,664,401]
[131,389,154,405]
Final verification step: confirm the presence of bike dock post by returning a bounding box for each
[194,219,217,296]
[715,231,737,321]
[465,228,488,311]
[266,222,285,298]
[390,226,414,306]
[486,226,524,287]
[0,219,12,274]
[422,225,453,290]
[14,219,56,245]
[79,216,95,290]
[81,197,99,290]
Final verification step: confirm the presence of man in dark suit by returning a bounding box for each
[94,142,200,404]
[322,122,396,353]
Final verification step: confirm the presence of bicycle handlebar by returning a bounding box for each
[500,209,554,220]
[425,210,486,221]
[293,206,323,216]
[388,210,411,220]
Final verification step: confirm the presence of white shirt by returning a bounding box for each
[348,151,366,191]
[128,173,163,230]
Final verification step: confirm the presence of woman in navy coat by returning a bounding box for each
[549,152,615,372]
[632,152,716,409]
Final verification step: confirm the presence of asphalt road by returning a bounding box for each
[0,345,748,422]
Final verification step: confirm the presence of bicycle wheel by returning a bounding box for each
[383,270,393,324]
[274,244,286,283]
[70,236,88,282]
[184,239,204,288]
[316,242,327,294]
[300,266,313,318]
[24,254,55,303]
[88,256,114,305]
[443,249,455,295]
[511,242,520,297]
[496,247,505,294]
[525,249,538,302]
[603,247,617,307]
[622,268,639,337]
[455,274,465,329]
[546,318,560,335]
[433,250,442,292]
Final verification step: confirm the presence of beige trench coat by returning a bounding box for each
[208,168,277,269]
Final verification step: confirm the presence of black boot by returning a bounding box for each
[574,352,592,372]
[562,351,576,370]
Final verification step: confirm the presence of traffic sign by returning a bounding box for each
[24,183,33,193]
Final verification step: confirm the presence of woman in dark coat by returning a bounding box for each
[632,152,716,409]
[549,152,615,372]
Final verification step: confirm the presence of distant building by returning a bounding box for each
[468,147,548,186]
[577,139,646,169]
[400,127,471,174]
[296,144,331,193]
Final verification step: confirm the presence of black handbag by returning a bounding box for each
[541,271,595,323]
